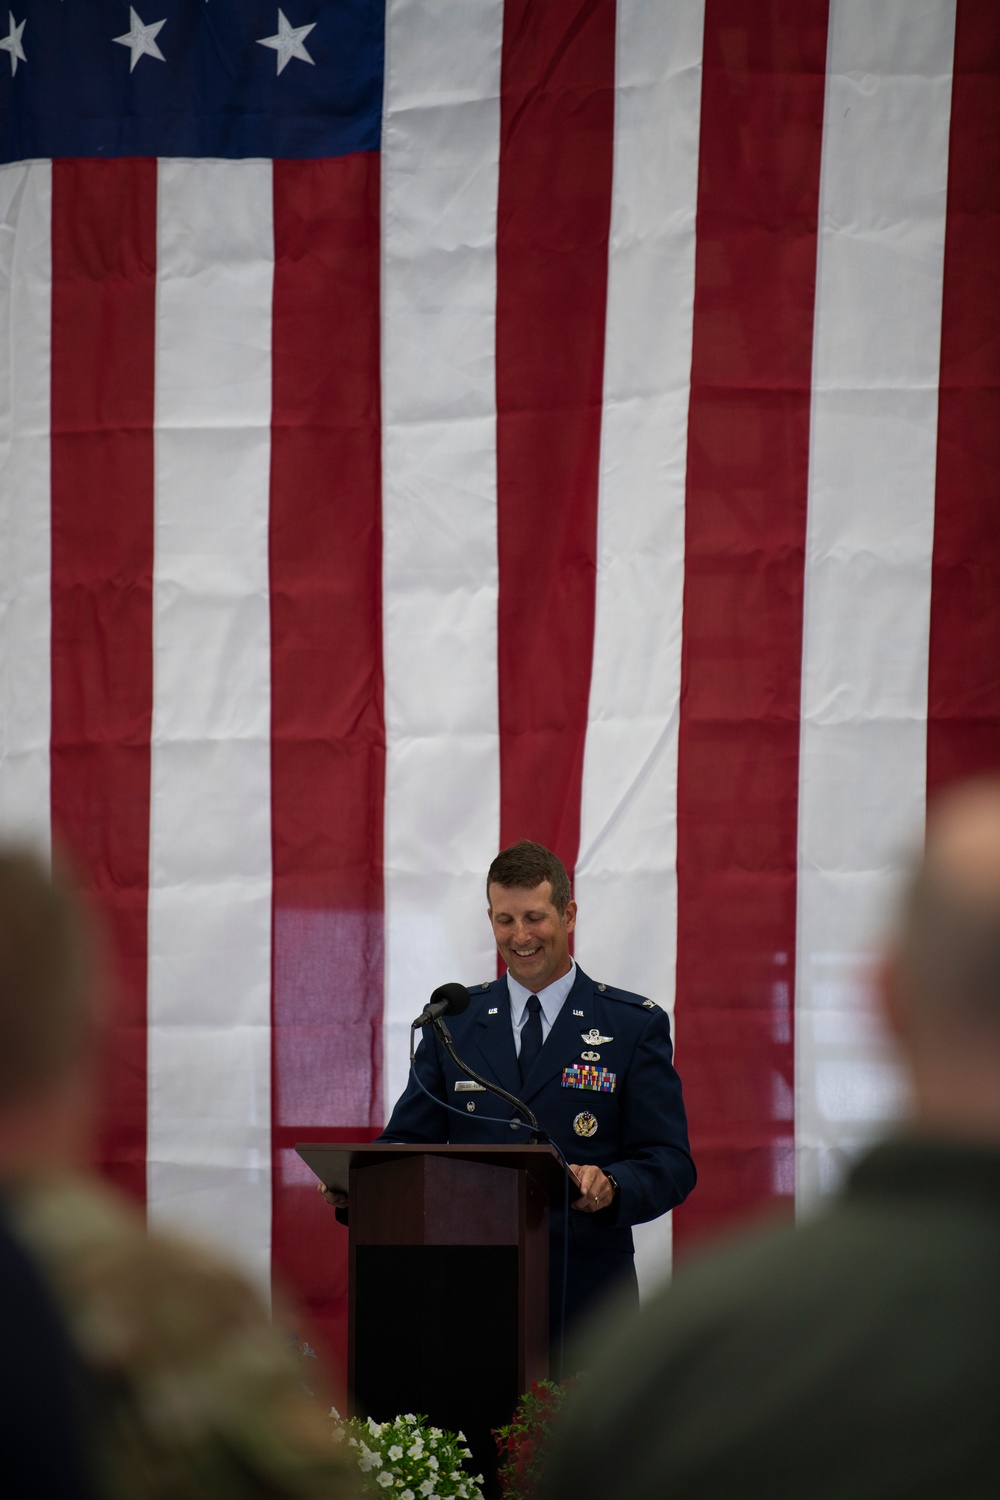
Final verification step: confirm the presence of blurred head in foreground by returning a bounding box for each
[0,846,359,1500]
[884,777,1000,1140]
[0,847,102,1174]
[540,779,1000,1500]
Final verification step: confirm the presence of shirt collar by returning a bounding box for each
[507,960,577,1029]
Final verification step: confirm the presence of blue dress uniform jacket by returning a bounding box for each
[380,965,696,1325]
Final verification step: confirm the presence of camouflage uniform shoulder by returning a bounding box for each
[7,1173,360,1500]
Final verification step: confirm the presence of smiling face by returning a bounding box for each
[487,880,577,993]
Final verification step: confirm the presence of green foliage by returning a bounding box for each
[493,1380,575,1499]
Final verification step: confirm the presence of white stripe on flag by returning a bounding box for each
[795,0,957,1208]
[0,163,52,854]
[576,0,705,1297]
[381,0,504,1110]
[147,160,274,1288]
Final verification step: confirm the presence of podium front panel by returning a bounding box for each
[353,1244,518,1449]
[353,1155,522,1246]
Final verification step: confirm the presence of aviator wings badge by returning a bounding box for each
[581,1028,613,1046]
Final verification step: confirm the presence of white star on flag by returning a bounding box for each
[257,9,315,75]
[113,8,166,72]
[0,12,26,75]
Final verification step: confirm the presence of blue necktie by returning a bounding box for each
[519,994,543,1083]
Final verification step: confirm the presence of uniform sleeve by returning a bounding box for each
[603,1006,696,1227]
[378,1023,452,1143]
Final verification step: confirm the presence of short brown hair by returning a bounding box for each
[487,841,572,913]
[0,848,92,1105]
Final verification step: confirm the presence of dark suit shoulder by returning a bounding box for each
[468,977,505,1004]
[590,980,661,1012]
[460,978,506,1020]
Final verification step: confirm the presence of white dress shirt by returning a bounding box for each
[508,961,577,1056]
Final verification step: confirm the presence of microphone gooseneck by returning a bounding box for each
[409,980,546,1141]
[430,1013,545,1143]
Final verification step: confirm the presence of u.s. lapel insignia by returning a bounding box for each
[581,1049,601,1062]
[581,1028,612,1046]
[488,1007,499,1015]
[572,1009,585,1017]
[573,1111,598,1138]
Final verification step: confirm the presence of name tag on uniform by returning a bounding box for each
[561,1064,616,1094]
[454,1080,486,1092]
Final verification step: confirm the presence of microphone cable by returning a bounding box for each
[405,1021,543,1136]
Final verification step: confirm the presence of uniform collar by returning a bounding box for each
[507,960,577,1031]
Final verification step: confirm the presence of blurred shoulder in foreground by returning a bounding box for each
[541,779,1000,1500]
[0,846,358,1500]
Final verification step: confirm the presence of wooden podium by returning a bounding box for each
[296,1142,567,1477]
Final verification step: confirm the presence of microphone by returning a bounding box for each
[412,981,471,1029]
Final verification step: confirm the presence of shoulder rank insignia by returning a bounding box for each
[562,1064,616,1094]
[643,999,658,1009]
[581,1028,612,1046]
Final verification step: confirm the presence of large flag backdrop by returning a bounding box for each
[0,0,997,1373]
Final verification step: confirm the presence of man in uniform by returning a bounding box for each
[541,781,1000,1500]
[379,840,696,1331]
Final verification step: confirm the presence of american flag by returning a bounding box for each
[0,0,997,1375]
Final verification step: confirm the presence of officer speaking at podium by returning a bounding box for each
[378,840,696,1334]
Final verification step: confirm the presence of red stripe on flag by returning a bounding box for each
[269,154,384,1380]
[674,1,829,1249]
[927,0,1000,797]
[50,158,156,1207]
[495,0,616,872]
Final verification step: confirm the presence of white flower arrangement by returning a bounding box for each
[331,1409,484,1500]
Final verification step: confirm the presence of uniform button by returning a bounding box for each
[509,1120,520,1131]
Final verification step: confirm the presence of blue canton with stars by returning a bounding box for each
[0,0,384,162]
